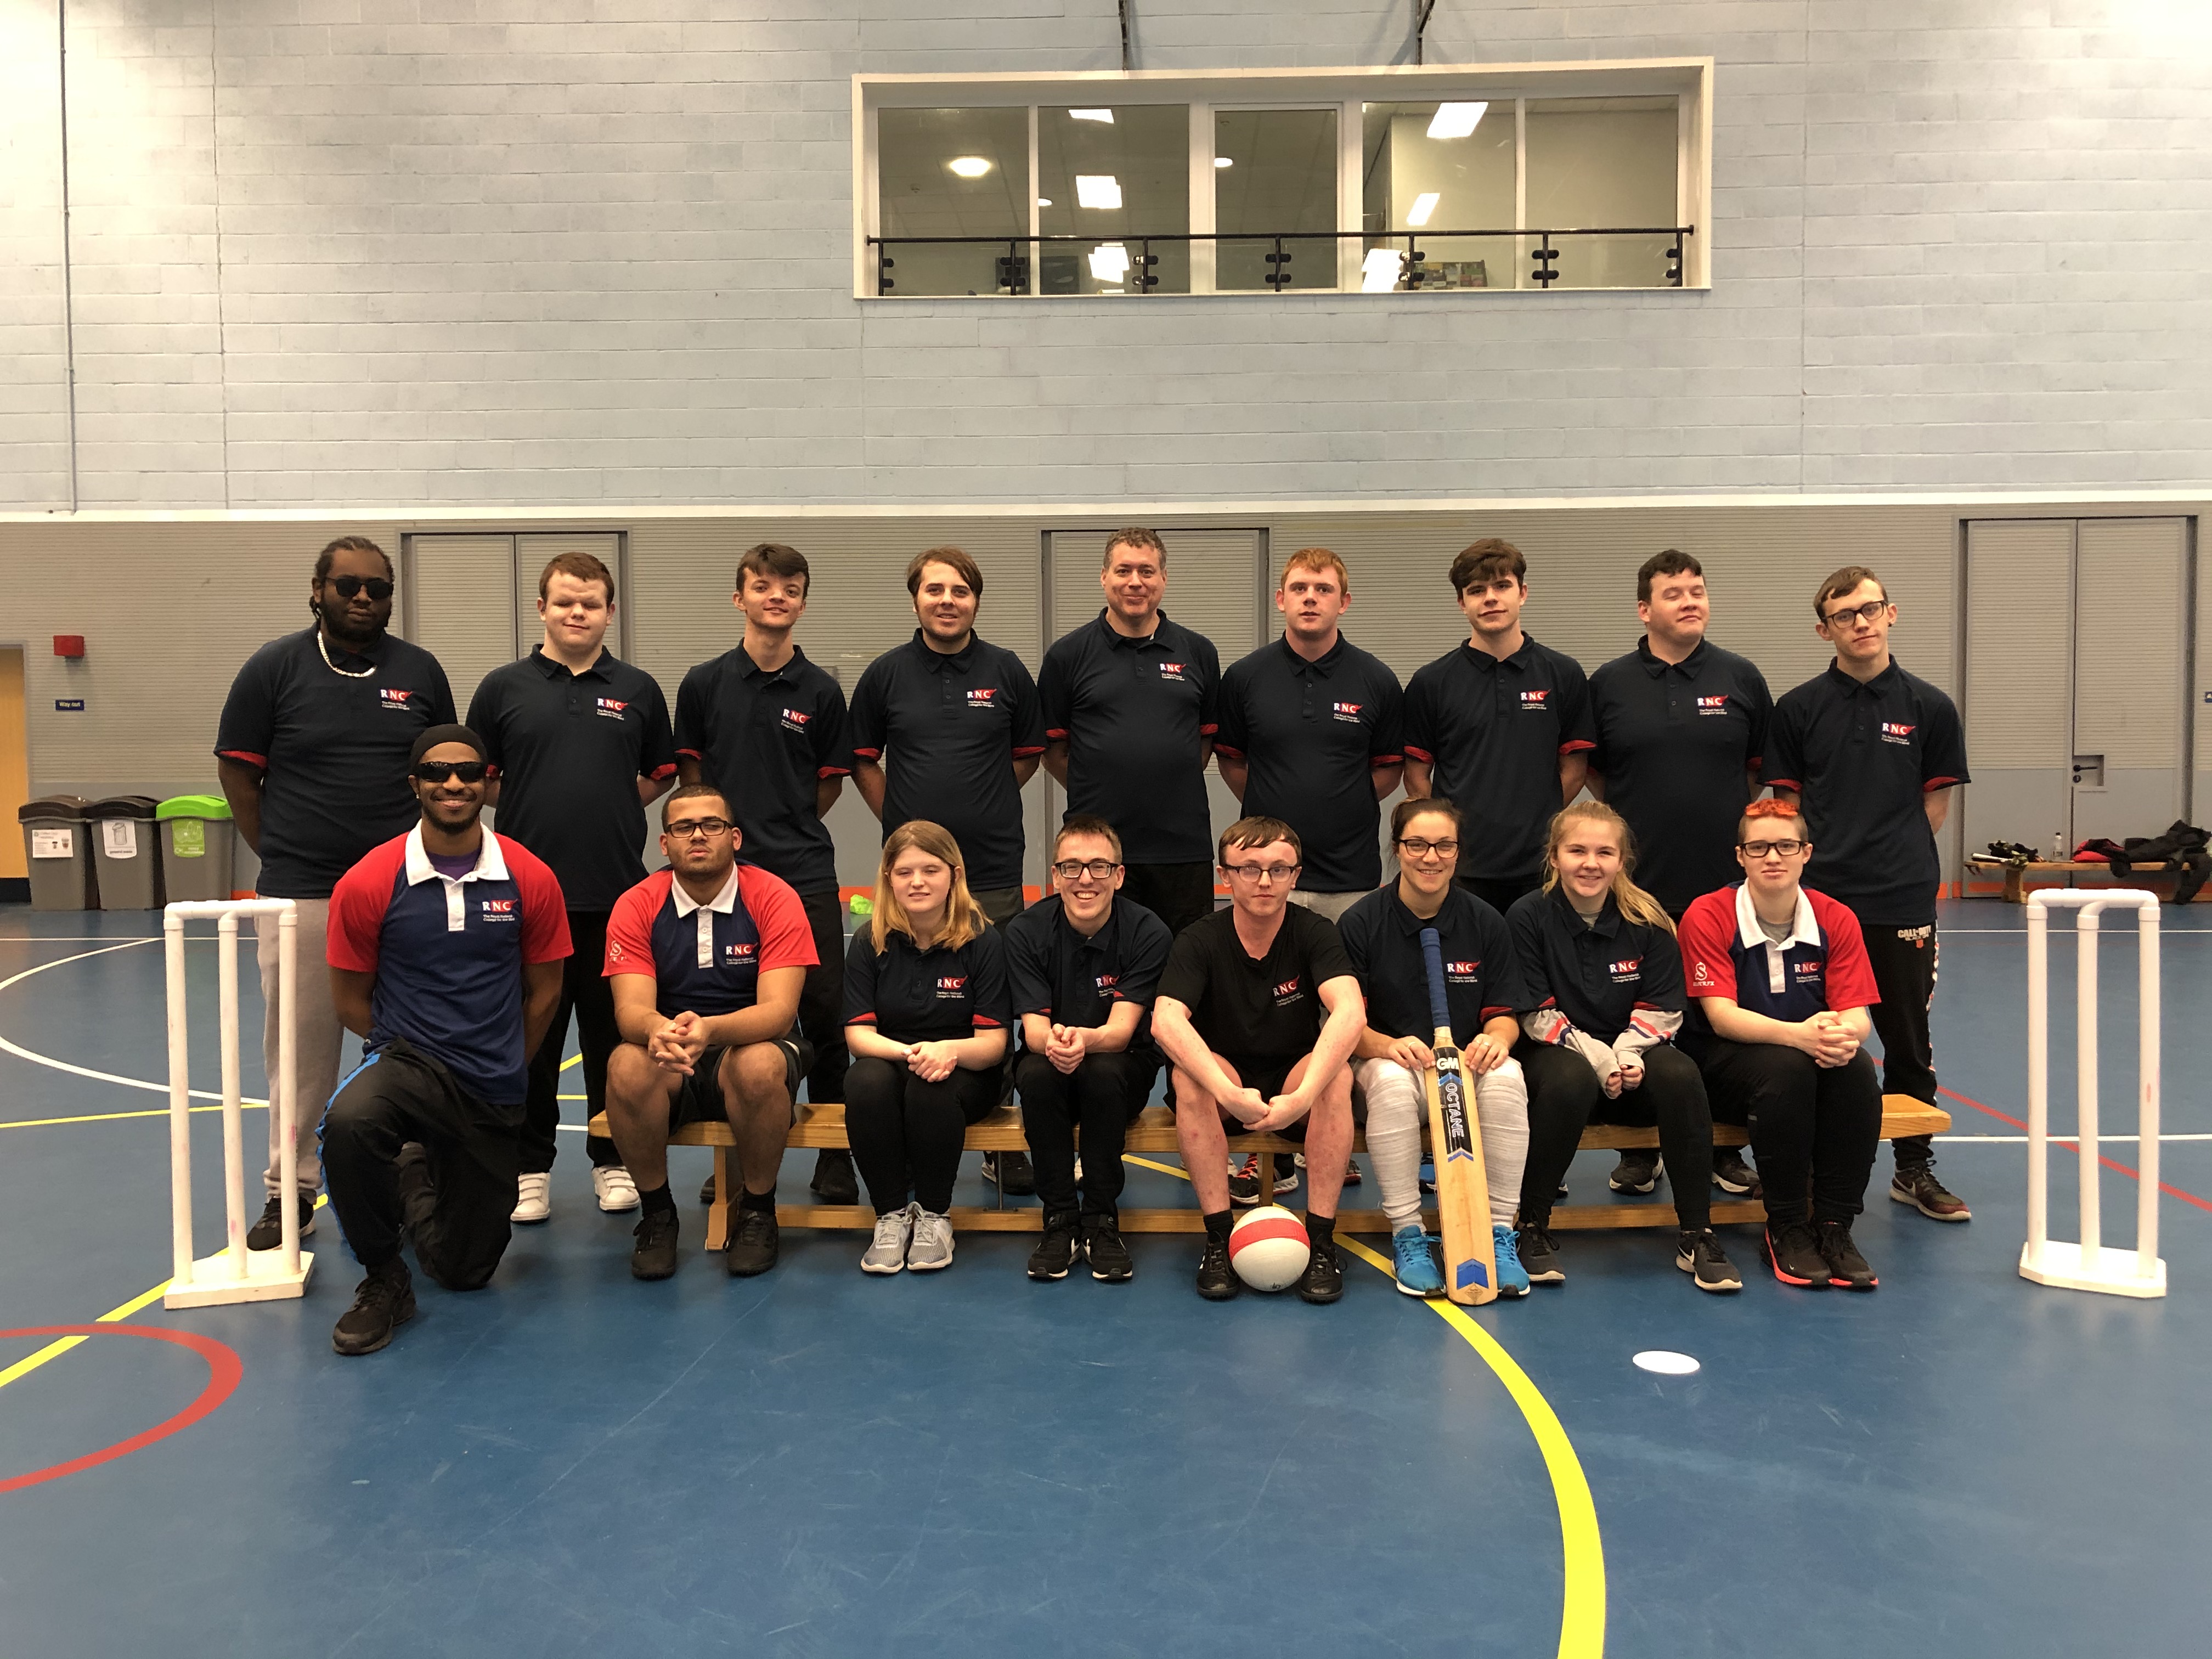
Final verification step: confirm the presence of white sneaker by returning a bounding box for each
[906,1207,956,1271]
[511,1171,551,1223]
[862,1204,917,1274]
[592,1166,640,1212]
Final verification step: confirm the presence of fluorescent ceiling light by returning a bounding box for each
[947,155,992,178]
[1214,156,1233,168]
[1407,191,1440,227]
[1075,174,1122,210]
[1036,197,1052,207]
[1070,109,1114,123]
[1089,242,1131,282]
[1427,101,1488,139]
[1359,247,1402,293]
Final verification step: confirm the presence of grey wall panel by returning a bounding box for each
[405,535,517,718]
[1963,519,2072,859]
[2074,518,2188,843]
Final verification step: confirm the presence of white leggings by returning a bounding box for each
[1355,1054,1530,1232]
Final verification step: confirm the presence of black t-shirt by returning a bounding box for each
[466,647,678,911]
[1215,634,1404,891]
[1588,638,1774,915]
[1039,611,1222,865]
[673,645,854,896]
[1505,884,1686,1045]
[848,631,1047,892]
[1402,636,1595,884]
[215,627,458,899]
[1338,883,1525,1043]
[1156,904,1357,1068]
[842,922,1013,1046]
[1002,894,1173,1060]
[1765,659,1970,926]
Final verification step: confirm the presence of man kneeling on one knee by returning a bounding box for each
[1678,797,1884,1291]
[603,785,818,1281]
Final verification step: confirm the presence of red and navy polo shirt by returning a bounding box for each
[1678,883,1881,1026]
[326,827,571,1104]
[842,922,1013,1045]
[602,863,817,1020]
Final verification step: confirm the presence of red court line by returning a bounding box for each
[1938,1085,2212,1215]
[0,1325,242,1493]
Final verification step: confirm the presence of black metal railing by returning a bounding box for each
[867,225,1694,296]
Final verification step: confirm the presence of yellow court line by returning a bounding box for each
[1119,1152,1608,1659]
[2,1102,269,1131]
[561,1053,581,1071]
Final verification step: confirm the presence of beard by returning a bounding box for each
[317,594,386,647]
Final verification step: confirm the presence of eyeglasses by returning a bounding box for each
[1224,862,1300,884]
[665,818,733,840]
[1397,837,1458,859]
[324,575,394,601]
[1820,600,1887,627]
[1739,838,1806,859]
[1052,859,1119,881]
[412,760,488,784]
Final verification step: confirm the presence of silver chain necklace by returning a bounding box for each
[317,627,376,679]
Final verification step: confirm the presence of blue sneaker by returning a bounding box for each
[1392,1225,1444,1297]
[1492,1223,1531,1297]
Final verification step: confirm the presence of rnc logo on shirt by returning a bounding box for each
[780,707,811,733]
[967,689,998,707]
[724,942,758,965]
[1606,956,1641,983]
[1696,696,1730,714]
[1446,960,1480,982]
[1881,721,1916,745]
[595,697,629,719]
[1158,663,1187,681]
[1519,689,1550,708]
[1272,977,1305,1006]
[936,975,968,998]
[481,898,518,923]
[1331,701,1363,724]
[1793,958,1824,979]
[379,687,415,710]
[1095,972,1120,994]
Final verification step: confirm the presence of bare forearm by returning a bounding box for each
[1043,741,1069,786]
[1216,756,1248,800]
[1403,758,1433,800]
[853,761,887,820]
[217,758,265,855]
[1371,762,1403,801]
[699,1001,801,1049]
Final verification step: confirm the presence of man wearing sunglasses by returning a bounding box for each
[1765,566,1972,1223]
[216,537,456,1257]
[1003,815,1173,1283]
[321,726,572,1355]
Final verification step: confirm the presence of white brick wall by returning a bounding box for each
[6,0,2208,510]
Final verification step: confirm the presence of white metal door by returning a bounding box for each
[1963,520,2073,860]
[404,534,516,715]
[2073,518,2188,843]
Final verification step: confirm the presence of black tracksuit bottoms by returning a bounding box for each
[1014,1049,1156,1218]
[1699,1037,1882,1225]
[323,1039,521,1290]
[844,1056,1001,1216]
[797,889,853,1108]
[1516,1041,1714,1231]
[1860,920,1940,1167]
[522,907,620,1172]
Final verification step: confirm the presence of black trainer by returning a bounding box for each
[1712,1148,1763,1198]
[332,1257,415,1356]
[246,1193,317,1252]
[1195,1234,1240,1300]
[1084,1217,1134,1283]
[809,1149,859,1205]
[631,1206,681,1280]
[1816,1220,1879,1291]
[726,1205,779,1277]
[1028,1212,1080,1281]
[1608,1150,1662,1194]
[1296,1240,1345,1305]
[1227,1155,1263,1206]
[1516,1223,1566,1284]
[981,1150,1036,1195]
[1675,1228,1743,1293]
[1763,1220,1829,1288]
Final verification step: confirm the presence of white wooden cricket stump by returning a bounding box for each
[164,899,315,1308]
[2021,888,2165,1298]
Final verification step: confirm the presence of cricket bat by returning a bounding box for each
[1420,926,1498,1306]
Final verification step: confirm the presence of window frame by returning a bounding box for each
[852,59,1714,300]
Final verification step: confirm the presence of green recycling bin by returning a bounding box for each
[156,794,237,903]
[19,797,98,911]
[89,795,165,910]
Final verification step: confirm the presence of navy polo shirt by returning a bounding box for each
[602,864,817,1019]
[326,828,572,1104]
[1587,638,1774,914]
[215,627,458,899]
[466,647,678,911]
[1156,904,1357,1068]
[1505,885,1685,1046]
[1002,894,1173,1060]
[1402,636,1595,885]
[1039,611,1222,865]
[1764,659,1970,926]
[843,922,1013,1045]
[673,645,854,896]
[1338,883,1524,1043]
[1214,634,1404,892]
[849,631,1047,892]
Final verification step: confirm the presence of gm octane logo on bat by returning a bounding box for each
[1421,926,1498,1306]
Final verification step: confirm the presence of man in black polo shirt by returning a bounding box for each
[216,535,455,1252]
[467,550,676,1224]
[1767,564,1972,1223]
[1039,528,1224,938]
[1152,816,1366,1305]
[674,541,860,1205]
[851,546,1046,928]
[1005,815,1173,1284]
[1403,539,1594,913]
[1215,548,1404,923]
[1587,548,1774,1199]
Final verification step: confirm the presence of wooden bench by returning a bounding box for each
[589,1096,1951,1249]
[1966,857,2187,905]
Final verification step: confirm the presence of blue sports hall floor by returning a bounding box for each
[0,899,2203,1658]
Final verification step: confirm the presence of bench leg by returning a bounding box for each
[705,1146,733,1251]
[2006,866,2025,904]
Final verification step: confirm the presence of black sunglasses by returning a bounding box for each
[412,760,488,784]
[325,575,394,601]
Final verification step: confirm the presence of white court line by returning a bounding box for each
[0,934,162,943]
[1938,1133,2212,1144]
[0,938,264,1105]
